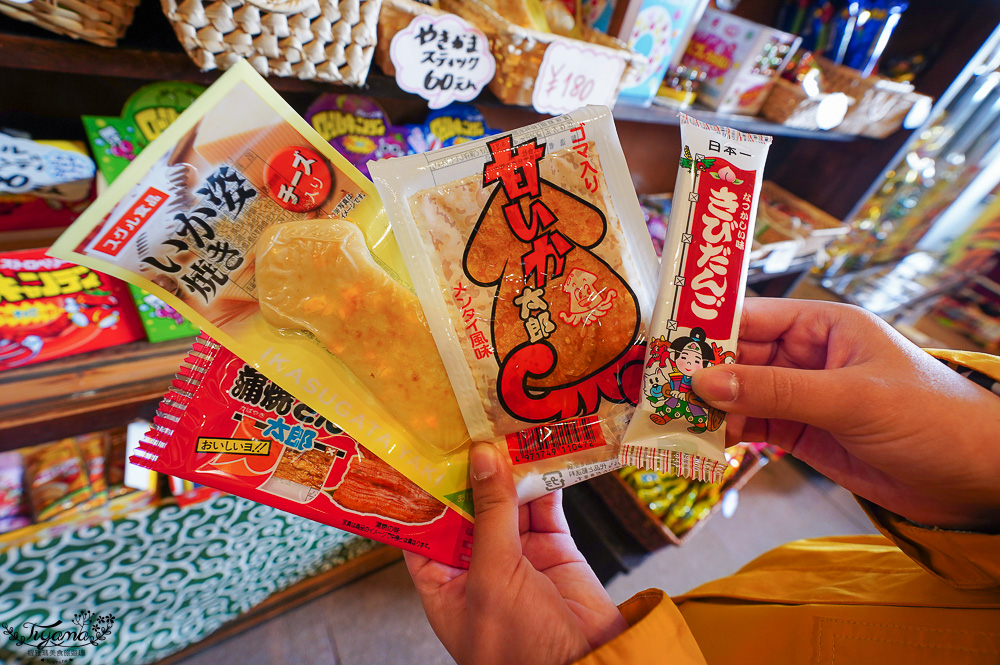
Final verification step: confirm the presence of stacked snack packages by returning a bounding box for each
[50,62,664,566]
[620,115,770,482]
[371,107,659,502]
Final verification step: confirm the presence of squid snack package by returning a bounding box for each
[621,115,771,482]
[132,334,473,567]
[51,60,477,520]
[371,107,659,502]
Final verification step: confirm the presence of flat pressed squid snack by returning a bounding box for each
[372,106,660,502]
[255,219,469,452]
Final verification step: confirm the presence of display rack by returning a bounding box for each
[0,337,193,451]
[0,6,856,143]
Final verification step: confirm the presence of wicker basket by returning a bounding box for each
[815,56,918,138]
[161,0,382,84]
[0,0,141,47]
[758,78,854,132]
[376,0,637,107]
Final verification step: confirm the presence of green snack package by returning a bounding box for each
[127,284,200,343]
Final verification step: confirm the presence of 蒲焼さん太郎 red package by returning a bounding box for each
[371,107,660,502]
[620,114,771,482]
[133,334,474,568]
[49,60,477,520]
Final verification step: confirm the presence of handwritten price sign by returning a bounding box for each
[532,41,626,116]
[390,15,496,110]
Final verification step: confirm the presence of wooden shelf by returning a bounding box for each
[0,336,193,451]
[613,101,856,142]
[1,6,854,142]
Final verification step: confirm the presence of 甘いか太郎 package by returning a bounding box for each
[132,335,473,567]
[51,61,476,519]
[621,114,771,482]
[371,107,660,501]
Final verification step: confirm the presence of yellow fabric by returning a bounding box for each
[573,348,1000,665]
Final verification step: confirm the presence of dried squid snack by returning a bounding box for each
[51,61,476,519]
[372,106,659,502]
[255,218,469,452]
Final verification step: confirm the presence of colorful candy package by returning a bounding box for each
[620,115,771,482]
[51,61,475,519]
[371,106,659,501]
[0,247,146,371]
[306,94,410,178]
[132,334,474,567]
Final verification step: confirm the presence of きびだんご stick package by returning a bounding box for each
[620,115,771,483]
[132,335,474,568]
[50,60,477,520]
[371,107,660,502]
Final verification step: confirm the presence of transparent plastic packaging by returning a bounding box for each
[371,106,660,501]
[51,61,475,519]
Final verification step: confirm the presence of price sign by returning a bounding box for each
[532,41,626,116]
[390,15,496,110]
[0,133,95,195]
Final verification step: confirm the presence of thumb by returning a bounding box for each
[468,442,522,574]
[693,363,854,432]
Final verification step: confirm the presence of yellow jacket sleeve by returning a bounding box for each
[570,347,1000,665]
[573,590,707,665]
[860,347,1000,590]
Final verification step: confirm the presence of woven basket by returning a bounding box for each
[376,0,637,107]
[758,78,854,131]
[815,56,917,138]
[161,0,382,84]
[0,0,141,47]
[441,0,637,106]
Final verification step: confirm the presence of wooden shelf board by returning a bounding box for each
[1,14,856,141]
[0,337,193,450]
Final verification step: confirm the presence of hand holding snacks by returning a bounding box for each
[693,298,1000,532]
[404,442,627,665]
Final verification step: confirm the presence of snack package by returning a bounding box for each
[0,139,96,233]
[620,114,770,482]
[422,104,497,150]
[25,438,94,521]
[51,61,475,519]
[0,451,31,533]
[371,106,659,501]
[77,432,109,509]
[132,334,474,567]
[0,248,146,371]
[306,94,410,178]
[128,283,200,343]
[83,81,206,185]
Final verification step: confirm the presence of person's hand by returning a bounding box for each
[692,298,1000,532]
[404,442,627,665]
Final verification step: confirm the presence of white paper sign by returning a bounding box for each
[390,14,496,110]
[532,41,626,116]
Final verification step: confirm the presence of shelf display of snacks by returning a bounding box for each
[680,8,800,115]
[588,443,764,550]
[0,248,146,372]
[377,0,638,107]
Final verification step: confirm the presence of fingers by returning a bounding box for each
[468,442,522,574]
[693,363,856,433]
[527,489,570,535]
